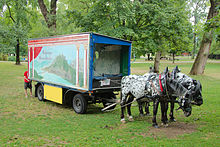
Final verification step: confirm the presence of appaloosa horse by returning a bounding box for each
[120,66,203,128]
[138,66,203,123]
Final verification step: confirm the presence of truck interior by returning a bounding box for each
[92,43,130,89]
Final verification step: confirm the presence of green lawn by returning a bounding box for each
[0,62,219,146]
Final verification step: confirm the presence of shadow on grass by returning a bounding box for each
[35,98,105,115]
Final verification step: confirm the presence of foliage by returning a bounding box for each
[0,0,31,63]
[0,0,218,66]
[0,53,8,61]
[66,0,193,57]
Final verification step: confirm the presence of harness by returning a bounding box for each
[159,74,164,93]
[149,74,165,96]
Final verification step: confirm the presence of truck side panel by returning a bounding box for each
[44,84,63,104]
[28,34,90,90]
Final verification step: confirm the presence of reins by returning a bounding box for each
[102,74,167,112]
[101,98,138,112]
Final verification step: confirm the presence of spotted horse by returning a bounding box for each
[138,66,203,123]
[120,66,203,128]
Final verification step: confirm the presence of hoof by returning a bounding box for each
[170,118,176,122]
[161,123,168,127]
[152,124,159,128]
[121,118,126,124]
[128,116,134,122]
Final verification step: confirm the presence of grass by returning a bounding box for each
[0,62,220,146]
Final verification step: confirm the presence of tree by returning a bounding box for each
[67,0,191,72]
[188,0,208,59]
[0,0,30,64]
[38,0,58,31]
[190,0,220,75]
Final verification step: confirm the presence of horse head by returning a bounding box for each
[167,66,203,116]
[177,96,192,117]
[165,66,192,117]
[190,80,203,106]
[172,66,203,106]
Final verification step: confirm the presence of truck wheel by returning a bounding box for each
[102,93,117,110]
[37,84,44,101]
[72,94,87,114]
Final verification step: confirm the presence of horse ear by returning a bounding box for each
[164,67,168,73]
[175,66,181,72]
[193,79,197,85]
[149,66,153,73]
[198,80,202,91]
[172,66,180,78]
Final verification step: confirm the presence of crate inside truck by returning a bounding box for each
[28,32,131,113]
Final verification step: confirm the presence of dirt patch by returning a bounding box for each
[205,73,220,80]
[131,69,148,75]
[139,122,196,139]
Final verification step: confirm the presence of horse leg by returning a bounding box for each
[164,101,169,123]
[169,99,176,122]
[120,93,127,123]
[137,100,144,117]
[161,101,168,126]
[145,102,150,116]
[127,95,134,121]
[152,100,159,128]
[160,101,165,125]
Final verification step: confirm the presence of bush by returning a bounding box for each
[0,54,8,61]
[8,56,27,62]
[2,54,8,61]
[0,53,2,61]
[8,56,16,61]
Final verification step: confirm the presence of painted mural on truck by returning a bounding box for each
[29,43,88,88]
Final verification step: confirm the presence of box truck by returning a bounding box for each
[28,32,131,113]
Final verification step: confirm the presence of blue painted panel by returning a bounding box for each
[89,34,94,91]
[128,45,131,75]
[92,33,131,46]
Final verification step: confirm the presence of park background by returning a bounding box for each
[0,0,219,146]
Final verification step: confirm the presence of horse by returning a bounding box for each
[120,66,202,128]
[165,66,203,121]
[138,66,203,122]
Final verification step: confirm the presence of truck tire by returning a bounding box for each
[37,84,44,101]
[102,93,117,110]
[72,94,87,114]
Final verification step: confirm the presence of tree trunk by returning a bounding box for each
[192,32,196,59]
[154,51,161,73]
[190,0,219,75]
[38,0,57,30]
[172,52,175,64]
[191,1,199,60]
[147,53,150,60]
[16,39,20,65]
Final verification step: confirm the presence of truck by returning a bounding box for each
[28,32,131,113]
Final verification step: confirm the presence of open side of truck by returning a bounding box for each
[28,33,131,113]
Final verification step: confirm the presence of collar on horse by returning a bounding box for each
[159,74,164,93]
[149,73,166,96]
